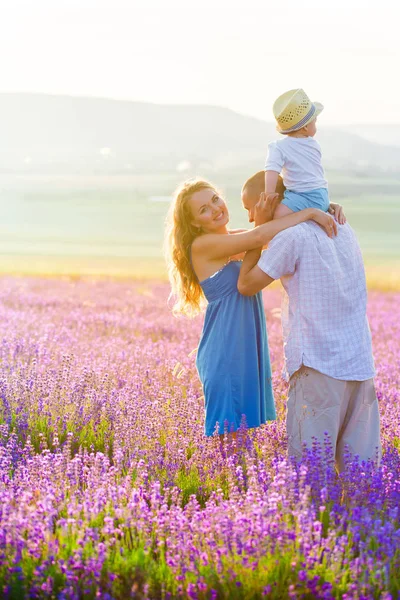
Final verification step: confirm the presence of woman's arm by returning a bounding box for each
[228,229,253,260]
[192,206,333,262]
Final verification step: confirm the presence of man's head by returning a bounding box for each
[241,171,285,223]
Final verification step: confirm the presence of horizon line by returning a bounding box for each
[0,90,399,128]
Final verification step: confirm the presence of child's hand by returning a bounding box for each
[328,203,346,225]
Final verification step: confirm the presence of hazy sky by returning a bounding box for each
[2,0,399,124]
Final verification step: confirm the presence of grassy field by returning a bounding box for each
[1,171,399,287]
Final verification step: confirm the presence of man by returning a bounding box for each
[239,171,381,472]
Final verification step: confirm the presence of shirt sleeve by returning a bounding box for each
[258,227,302,280]
[265,141,284,172]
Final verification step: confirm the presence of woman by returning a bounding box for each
[165,178,336,441]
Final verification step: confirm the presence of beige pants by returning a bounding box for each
[287,366,382,473]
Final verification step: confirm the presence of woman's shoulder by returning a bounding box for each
[192,230,233,252]
[191,234,216,258]
[191,235,206,254]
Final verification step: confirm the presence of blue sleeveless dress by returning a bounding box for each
[196,260,276,436]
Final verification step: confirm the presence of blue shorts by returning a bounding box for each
[282,187,330,213]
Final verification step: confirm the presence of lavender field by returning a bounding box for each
[1,276,400,600]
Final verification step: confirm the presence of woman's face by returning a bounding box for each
[189,188,229,233]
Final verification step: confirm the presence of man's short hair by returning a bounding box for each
[242,171,285,201]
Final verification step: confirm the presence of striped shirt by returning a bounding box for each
[258,222,375,381]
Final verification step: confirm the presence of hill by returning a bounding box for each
[1,93,400,174]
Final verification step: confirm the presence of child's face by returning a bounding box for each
[305,118,317,137]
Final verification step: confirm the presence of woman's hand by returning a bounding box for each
[254,192,280,227]
[328,202,346,225]
[311,209,338,238]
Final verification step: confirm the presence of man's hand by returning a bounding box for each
[328,202,346,225]
[254,192,280,226]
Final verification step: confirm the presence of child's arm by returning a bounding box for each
[265,170,279,196]
[264,170,283,209]
[265,170,292,218]
[264,141,283,200]
[264,142,288,215]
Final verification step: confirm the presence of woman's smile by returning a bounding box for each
[213,210,225,222]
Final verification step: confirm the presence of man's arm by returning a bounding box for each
[238,191,276,295]
[238,248,274,296]
[239,224,305,296]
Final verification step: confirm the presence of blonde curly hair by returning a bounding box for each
[165,178,219,317]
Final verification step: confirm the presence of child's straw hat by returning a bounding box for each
[273,89,324,134]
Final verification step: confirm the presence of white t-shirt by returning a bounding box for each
[265,137,328,193]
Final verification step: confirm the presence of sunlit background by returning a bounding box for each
[1,0,399,285]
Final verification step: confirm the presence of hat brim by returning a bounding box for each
[312,101,324,118]
[276,101,324,134]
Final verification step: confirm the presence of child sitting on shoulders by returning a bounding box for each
[265,88,329,219]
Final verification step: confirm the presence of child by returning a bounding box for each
[265,88,329,219]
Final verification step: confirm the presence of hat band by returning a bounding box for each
[279,104,316,133]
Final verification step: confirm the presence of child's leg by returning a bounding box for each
[278,188,329,217]
[273,203,294,219]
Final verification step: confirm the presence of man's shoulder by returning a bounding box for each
[299,222,360,254]
[273,221,310,242]
[266,222,309,253]
[272,221,356,248]
[304,221,356,241]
